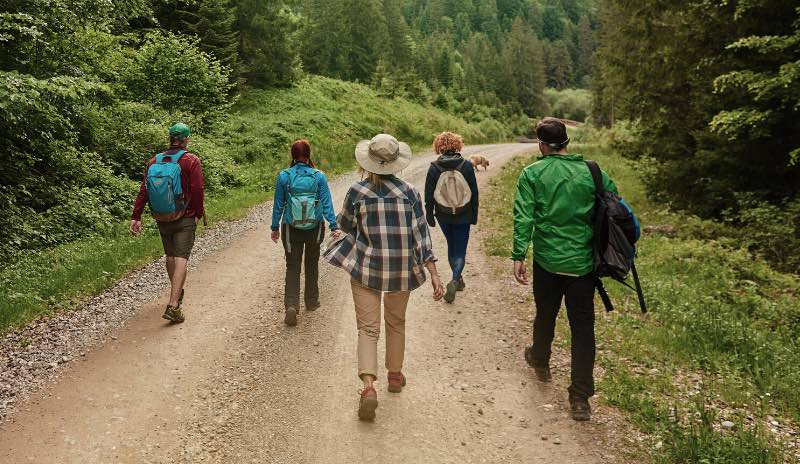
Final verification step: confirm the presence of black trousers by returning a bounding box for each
[281,223,324,309]
[531,262,596,400]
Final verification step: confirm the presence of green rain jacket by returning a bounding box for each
[512,153,617,276]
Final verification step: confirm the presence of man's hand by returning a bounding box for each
[331,229,343,240]
[129,220,142,236]
[271,230,280,243]
[195,217,199,225]
[513,260,529,285]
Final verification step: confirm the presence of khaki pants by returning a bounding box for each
[350,279,411,380]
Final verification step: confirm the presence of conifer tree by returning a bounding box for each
[545,39,573,89]
[498,18,545,115]
[238,0,298,87]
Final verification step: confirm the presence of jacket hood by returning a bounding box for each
[435,153,466,168]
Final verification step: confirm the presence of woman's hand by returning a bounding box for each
[424,260,444,300]
[331,228,343,240]
[271,230,280,243]
[430,272,444,301]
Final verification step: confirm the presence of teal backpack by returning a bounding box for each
[146,150,187,222]
[286,168,321,230]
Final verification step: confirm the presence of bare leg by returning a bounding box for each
[362,374,375,389]
[168,257,189,307]
[166,256,176,281]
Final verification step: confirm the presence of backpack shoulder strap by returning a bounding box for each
[456,159,467,171]
[584,160,603,197]
[154,152,166,164]
[171,149,187,163]
[431,161,445,173]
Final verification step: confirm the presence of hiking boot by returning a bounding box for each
[456,277,465,291]
[387,371,406,393]
[570,396,591,421]
[284,306,298,326]
[305,301,321,312]
[524,346,551,382]
[444,280,458,303]
[162,305,185,323]
[358,386,378,421]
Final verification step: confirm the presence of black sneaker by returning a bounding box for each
[284,306,298,326]
[456,277,465,291]
[570,396,591,421]
[524,346,552,382]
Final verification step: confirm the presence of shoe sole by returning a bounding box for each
[444,281,457,304]
[306,304,320,312]
[571,412,591,421]
[162,314,185,324]
[284,308,298,326]
[358,396,378,420]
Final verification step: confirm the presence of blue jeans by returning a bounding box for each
[439,223,471,282]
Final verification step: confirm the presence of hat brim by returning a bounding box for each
[354,140,413,175]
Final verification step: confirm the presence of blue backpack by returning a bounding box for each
[146,150,187,222]
[285,168,321,230]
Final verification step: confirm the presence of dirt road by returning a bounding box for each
[0,144,619,463]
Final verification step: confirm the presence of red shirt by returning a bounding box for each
[131,149,205,221]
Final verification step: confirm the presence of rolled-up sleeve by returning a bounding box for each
[512,168,536,261]
[270,172,286,231]
[411,190,436,264]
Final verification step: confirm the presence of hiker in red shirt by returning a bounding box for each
[129,123,205,323]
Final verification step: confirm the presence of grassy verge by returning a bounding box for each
[484,143,799,463]
[0,76,507,333]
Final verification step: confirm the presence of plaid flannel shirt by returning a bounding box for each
[323,176,437,292]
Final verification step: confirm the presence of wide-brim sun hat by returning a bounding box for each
[355,133,412,175]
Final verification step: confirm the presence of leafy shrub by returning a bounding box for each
[543,88,592,122]
[119,32,233,128]
[723,194,800,273]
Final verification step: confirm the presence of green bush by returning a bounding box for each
[119,32,233,129]
[543,88,592,122]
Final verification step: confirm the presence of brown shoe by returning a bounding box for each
[284,306,298,326]
[570,396,591,421]
[358,386,378,420]
[387,371,406,393]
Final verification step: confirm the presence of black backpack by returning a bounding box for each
[585,160,647,314]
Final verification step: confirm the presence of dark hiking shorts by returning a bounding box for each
[157,217,197,259]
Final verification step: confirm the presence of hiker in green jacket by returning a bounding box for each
[512,117,617,422]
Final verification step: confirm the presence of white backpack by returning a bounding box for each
[432,159,471,215]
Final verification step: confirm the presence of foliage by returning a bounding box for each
[119,32,233,128]
[592,0,800,218]
[542,87,591,121]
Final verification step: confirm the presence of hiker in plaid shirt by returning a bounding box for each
[324,134,444,421]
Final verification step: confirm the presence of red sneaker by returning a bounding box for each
[387,371,407,393]
[358,386,378,420]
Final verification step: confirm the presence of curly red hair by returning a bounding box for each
[433,132,464,154]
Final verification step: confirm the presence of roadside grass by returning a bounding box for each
[0,76,504,334]
[484,143,799,463]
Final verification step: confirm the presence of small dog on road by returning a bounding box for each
[469,155,490,171]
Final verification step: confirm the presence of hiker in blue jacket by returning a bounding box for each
[271,140,339,326]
